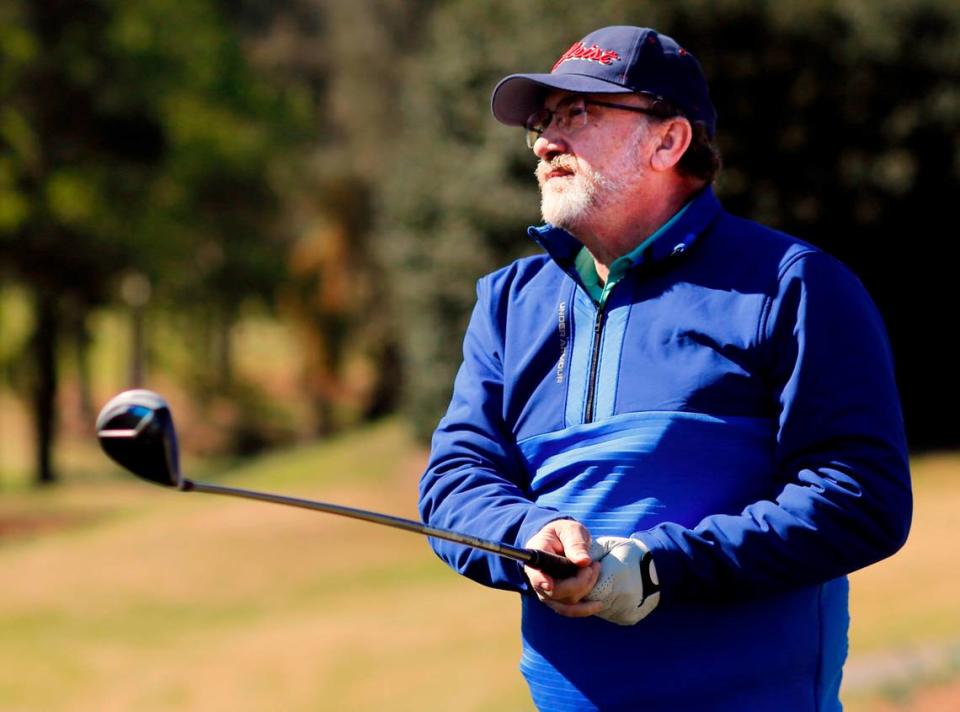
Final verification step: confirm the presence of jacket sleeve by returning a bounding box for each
[635,250,912,600]
[418,276,569,592]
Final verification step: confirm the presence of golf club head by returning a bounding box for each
[96,389,182,488]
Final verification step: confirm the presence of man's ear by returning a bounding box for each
[650,118,693,172]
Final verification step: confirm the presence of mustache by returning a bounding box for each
[535,157,576,180]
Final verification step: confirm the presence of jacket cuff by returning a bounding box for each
[633,528,683,599]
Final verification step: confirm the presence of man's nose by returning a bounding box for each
[533,132,570,163]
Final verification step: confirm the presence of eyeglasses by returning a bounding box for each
[524,95,669,149]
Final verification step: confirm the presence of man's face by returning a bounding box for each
[533,91,654,233]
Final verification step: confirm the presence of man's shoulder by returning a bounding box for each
[705,209,850,278]
[479,253,564,295]
[713,211,821,261]
[705,208,868,299]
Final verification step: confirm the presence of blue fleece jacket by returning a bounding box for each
[418,187,911,711]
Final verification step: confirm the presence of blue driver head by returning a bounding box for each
[96,389,182,488]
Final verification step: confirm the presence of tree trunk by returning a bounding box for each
[73,306,94,420]
[31,291,59,486]
[129,304,146,387]
[215,306,233,390]
[363,339,401,421]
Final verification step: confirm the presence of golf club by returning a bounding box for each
[96,389,579,579]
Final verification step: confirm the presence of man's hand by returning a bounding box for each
[585,536,661,626]
[524,519,602,618]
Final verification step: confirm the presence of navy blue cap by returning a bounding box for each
[491,26,717,137]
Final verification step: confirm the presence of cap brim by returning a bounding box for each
[491,73,635,126]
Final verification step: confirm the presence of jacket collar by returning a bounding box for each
[527,185,722,273]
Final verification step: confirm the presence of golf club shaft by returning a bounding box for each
[182,479,579,579]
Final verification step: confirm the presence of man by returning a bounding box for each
[419,25,911,711]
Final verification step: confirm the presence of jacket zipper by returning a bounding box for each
[583,304,606,424]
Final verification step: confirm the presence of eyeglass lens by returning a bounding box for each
[524,97,588,148]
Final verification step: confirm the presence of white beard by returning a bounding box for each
[537,135,644,235]
[539,167,623,233]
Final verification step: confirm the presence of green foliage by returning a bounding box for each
[0,0,315,481]
[1,0,956,478]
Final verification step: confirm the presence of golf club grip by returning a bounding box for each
[524,549,580,579]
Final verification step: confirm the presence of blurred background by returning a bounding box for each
[0,0,957,710]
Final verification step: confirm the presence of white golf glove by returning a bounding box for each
[585,536,661,626]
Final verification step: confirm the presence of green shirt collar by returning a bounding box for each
[574,201,692,305]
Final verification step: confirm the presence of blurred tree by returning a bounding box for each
[115,0,313,395]
[0,0,312,482]
[280,178,368,434]
[0,0,162,483]
[378,0,958,447]
[242,0,432,434]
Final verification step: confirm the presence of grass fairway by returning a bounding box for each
[0,421,531,711]
[0,420,957,711]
